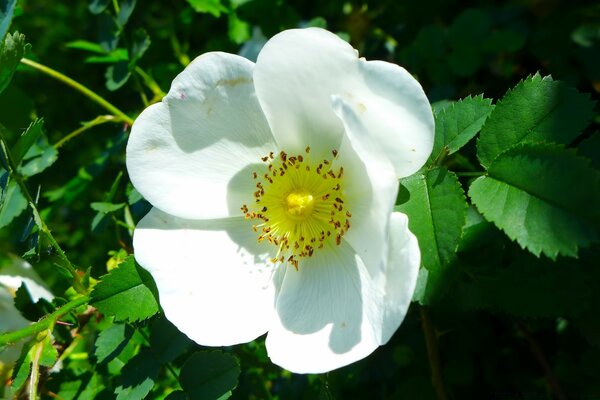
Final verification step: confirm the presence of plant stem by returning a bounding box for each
[20,58,134,125]
[54,115,118,149]
[0,134,80,283]
[0,296,89,347]
[517,322,567,400]
[420,305,448,400]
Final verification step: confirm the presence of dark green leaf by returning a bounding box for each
[90,255,160,322]
[0,179,27,229]
[180,351,240,400]
[94,322,134,364]
[395,167,468,304]
[88,0,110,14]
[115,349,160,400]
[19,134,58,177]
[429,95,494,163]
[0,0,16,40]
[166,391,188,400]
[469,143,600,258]
[116,0,137,28]
[129,28,150,66]
[477,74,596,168]
[105,60,130,91]
[0,31,27,95]
[12,119,44,167]
[578,132,600,170]
[150,316,193,364]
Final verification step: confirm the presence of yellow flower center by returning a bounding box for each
[241,147,351,269]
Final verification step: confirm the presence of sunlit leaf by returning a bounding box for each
[469,143,600,258]
[477,74,596,168]
[90,255,160,322]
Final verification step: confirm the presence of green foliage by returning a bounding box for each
[0,1,599,398]
[429,94,494,163]
[0,31,27,95]
[477,74,595,168]
[469,143,600,258]
[90,255,160,322]
[396,167,468,304]
[179,351,241,400]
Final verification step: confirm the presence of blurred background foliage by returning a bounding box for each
[1,0,599,398]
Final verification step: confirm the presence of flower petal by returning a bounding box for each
[332,95,398,276]
[127,52,275,219]
[380,212,420,344]
[266,242,384,374]
[254,28,357,159]
[133,208,277,346]
[254,28,433,177]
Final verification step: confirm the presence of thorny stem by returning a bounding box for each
[0,296,89,347]
[0,133,80,284]
[20,58,134,125]
[517,322,568,400]
[420,305,448,400]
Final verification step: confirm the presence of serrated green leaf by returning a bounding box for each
[11,340,33,392]
[150,316,192,364]
[186,0,228,17]
[180,351,240,400]
[39,333,58,367]
[395,167,468,304]
[429,95,494,163]
[469,143,600,258]
[0,179,27,229]
[129,28,150,66]
[95,322,134,364]
[19,134,58,177]
[0,31,27,95]
[12,119,44,167]
[0,0,16,41]
[116,0,137,28]
[115,349,160,400]
[477,74,595,168]
[90,255,159,322]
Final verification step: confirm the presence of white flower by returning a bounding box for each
[126,28,434,373]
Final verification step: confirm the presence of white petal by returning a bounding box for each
[266,242,384,374]
[332,95,398,277]
[254,28,433,177]
[133,208,277,346]
[350,60,435,178]
[380,212,421,344]
[254,28,357,159]
[127,52,275,219]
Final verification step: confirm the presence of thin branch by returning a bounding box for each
[20,58,134,125]
[420,305,448,400]
[517,322,567,400]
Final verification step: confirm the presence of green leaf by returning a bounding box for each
[0,31,27,95]
[469,143,600,259]
[0,0,16,40]
[90,201,125,213]
[88,0,110,15]
[578,132,600,170]
[105,60,130,91]
[129,28,150,66]
[66,39,106,53]
[477,74,596,168]
[95,322,134,364]
[12,119,44,167]
[116,0,137,28]
[429,95,494,163]
[180,351,240,400]
[19,134,58,177]
[186,0,229,17]
[0,179,27,229]
[150,316,192,364]
[11,340,33,392]
[115,349,160,400]
[90,255,160,322]
[395,167,468,304]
